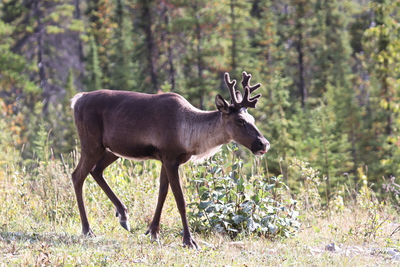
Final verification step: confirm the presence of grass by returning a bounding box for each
[0,153,399,266]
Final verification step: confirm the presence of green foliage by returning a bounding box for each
[32,122,50,163]
[0,20,39,95]
[109,0,136,91]
[86,34,103,91]
[289,158,322,212]
[0,101,21,169]
[187,147,300,238]
[259,72,294,181]
[360,0,400,179]
[177,0,224,108]
[47,69,78,155]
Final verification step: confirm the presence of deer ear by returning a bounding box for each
[215,94,230,114]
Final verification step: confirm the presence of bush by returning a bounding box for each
[187,146,300,238]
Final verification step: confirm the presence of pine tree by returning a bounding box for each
[251,0,282,76]
[226,0,255,78]
[360,0,400,178]
[2,0,84,110]
[176,0,223,108]
[312,0,360,180]
[86,34,103,91]
[0,20,39,101]
[311,90,353,202]
[135,0,159,92]
[109,0,136,91]
[86,0,115,88]
[48,69,78,153]
[259,73,294,182]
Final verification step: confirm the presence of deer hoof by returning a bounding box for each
[183,237,198,250]
[150,233,160,244]
[145,228,161,244]
[83,228,95,237]
[120,220,131,232]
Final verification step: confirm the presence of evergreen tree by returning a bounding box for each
[86,34,103,91]
[134,0,159,92]
[312,0,360,179]
[2,0,84,110]
[226,0,255,78]
[276,0,316,107]
[260,73,294,182]
[48,69,78,153]
[310,90,353,201]
[0,20,39,102]
[361,0,400,178]
[251,0,282,76]
[86,0,115,88]
[176,0,223,108]
[109,0,136,91]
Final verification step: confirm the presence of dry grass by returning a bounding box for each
[0,156,399,266]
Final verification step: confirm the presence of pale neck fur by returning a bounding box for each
[180,109,230,162]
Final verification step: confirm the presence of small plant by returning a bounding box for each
[356,167,389,240]
[289,158,322,212]
[187,147,300,238]
[382,176,400,211]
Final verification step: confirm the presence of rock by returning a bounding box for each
[392,254,400,261]
[325,242,340,252]
[228,241,245,249]
[387,248,399,256]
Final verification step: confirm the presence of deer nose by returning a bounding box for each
[263,138,270,152]
[260,138,270,153]
[251,137,270,155]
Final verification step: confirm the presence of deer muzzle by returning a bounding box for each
[251,137,270,156]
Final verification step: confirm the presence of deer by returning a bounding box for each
[70,71,269,249]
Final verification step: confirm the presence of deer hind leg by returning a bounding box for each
[146,165,169,242]
[72,149,104,236]
[89,151,131,232]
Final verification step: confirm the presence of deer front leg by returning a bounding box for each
[164,162,198,249]
[146,165,169,242]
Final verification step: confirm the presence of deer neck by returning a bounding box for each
[183,110,229,161]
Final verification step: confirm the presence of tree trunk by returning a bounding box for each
[34,0,49,113]
[74,0,84,61]
[230,0,237,73]
[141,0,158,92]
[194,2,204,109]
[295,4,306,107]
[296,31,306,107]
[383,58,391,136]
[165,5,175,91]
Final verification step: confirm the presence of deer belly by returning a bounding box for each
[105,145,160,161]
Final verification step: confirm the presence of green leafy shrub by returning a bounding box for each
[187,146,300,238]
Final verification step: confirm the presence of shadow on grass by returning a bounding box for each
[0,231,120,248]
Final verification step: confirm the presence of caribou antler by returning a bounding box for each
[224,71,262,109]
[224,72,239,106]
[241,71,261,93]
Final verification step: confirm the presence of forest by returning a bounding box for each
[0,0,400,265]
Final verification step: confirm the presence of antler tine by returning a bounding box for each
[224,72,239,105]
[242,71,261,93]
[241,87,261,108]
[224,71,262,109]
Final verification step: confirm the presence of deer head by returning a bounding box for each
[215,71,269,155]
